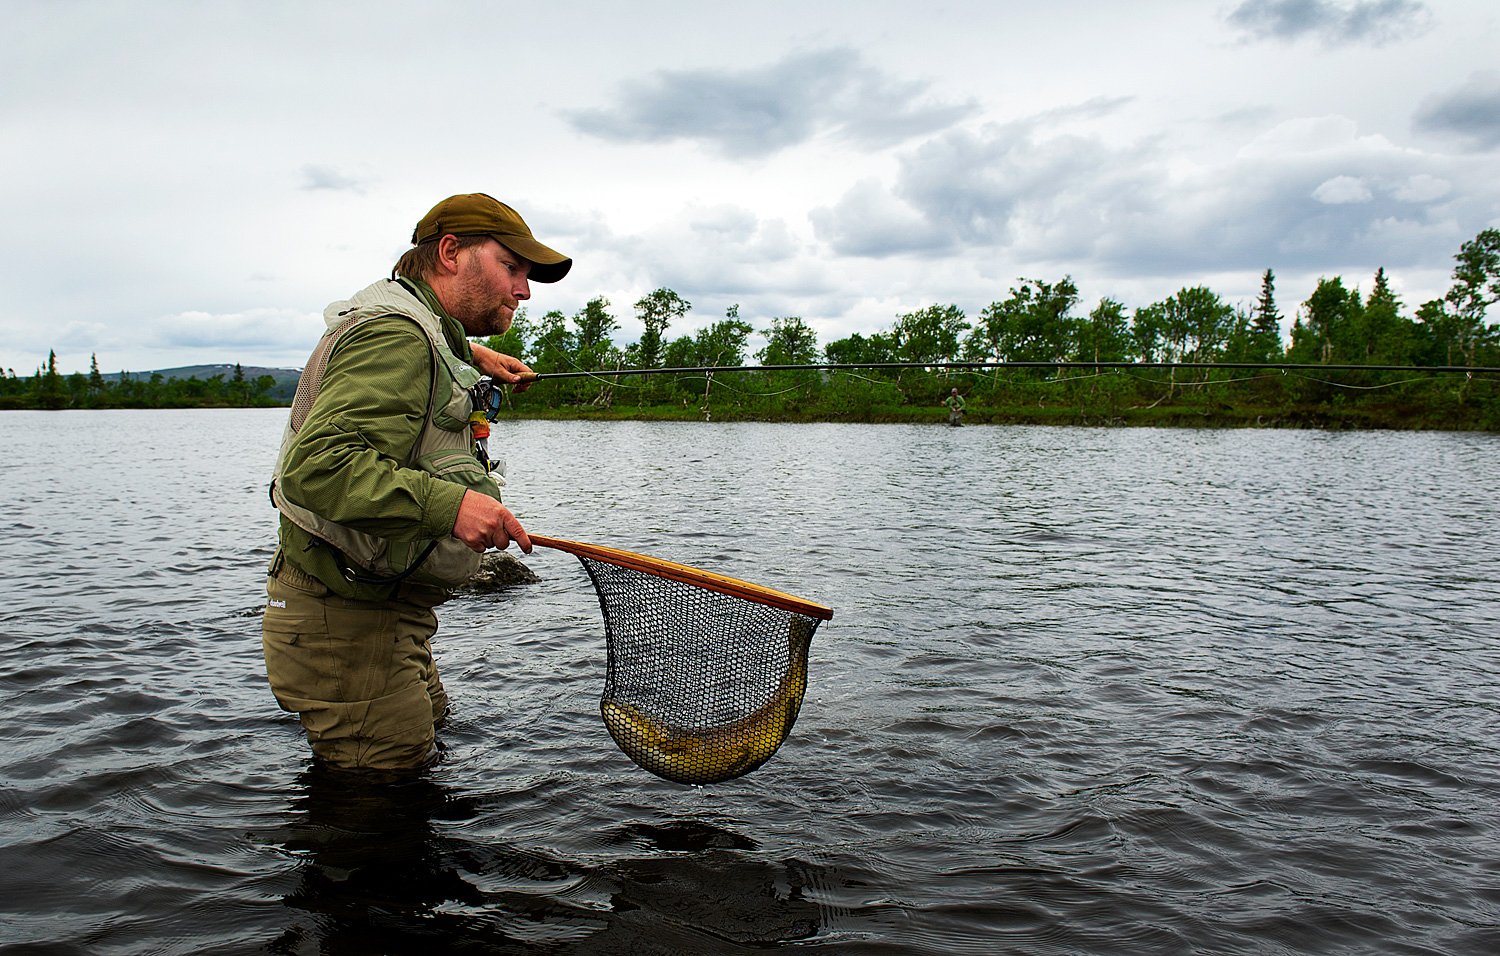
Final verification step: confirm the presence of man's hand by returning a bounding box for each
[452,490,533,554]
[470,343,535,393]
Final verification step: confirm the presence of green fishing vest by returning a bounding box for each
[271,279,501,589]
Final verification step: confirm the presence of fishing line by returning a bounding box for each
[515,360,1500,381]
[1281,373,1444,390]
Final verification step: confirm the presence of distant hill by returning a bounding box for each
[102,364,302,402]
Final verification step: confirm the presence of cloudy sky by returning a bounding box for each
[3,0,1498,374]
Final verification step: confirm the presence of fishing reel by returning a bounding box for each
[469,377,506,423]
[468,378,506,477]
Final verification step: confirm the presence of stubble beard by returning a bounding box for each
[449,259,518,337]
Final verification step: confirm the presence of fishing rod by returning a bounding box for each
[517,360,1500,382]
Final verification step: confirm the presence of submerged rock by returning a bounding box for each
[458,550,542,592]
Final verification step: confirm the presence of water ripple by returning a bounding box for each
[2,412,1500,953]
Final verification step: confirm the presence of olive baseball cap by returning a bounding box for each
[411,193,572,283]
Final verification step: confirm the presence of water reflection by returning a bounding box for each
[269,768,822,954]
[269,766,515,953]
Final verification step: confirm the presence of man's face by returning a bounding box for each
[447,239,532,337]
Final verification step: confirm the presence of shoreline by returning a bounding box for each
[2,401,1496,431]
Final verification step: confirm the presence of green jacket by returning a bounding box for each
[273,278,498,603]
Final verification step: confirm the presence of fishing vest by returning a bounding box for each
[270,279,500,589]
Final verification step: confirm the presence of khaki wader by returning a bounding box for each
[262,555,449,770]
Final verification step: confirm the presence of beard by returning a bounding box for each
[447,257,519,337]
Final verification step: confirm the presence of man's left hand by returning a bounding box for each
[471,343,535,393]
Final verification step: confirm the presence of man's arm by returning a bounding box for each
[470,342,535,393]
[278,318,467,542]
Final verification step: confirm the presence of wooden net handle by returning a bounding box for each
[529,534,834,621]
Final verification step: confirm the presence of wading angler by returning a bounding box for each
[261,193,570,770]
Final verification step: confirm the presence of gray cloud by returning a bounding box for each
[564,48,977,159]
[813,117,1164,261]
[811,114,1496,280]
[1226,0,1433,47]
[809,178,950,258]
[1413,71,1500,151]
[299,164,369,193]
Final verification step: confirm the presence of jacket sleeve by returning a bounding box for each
[277,316,468,541]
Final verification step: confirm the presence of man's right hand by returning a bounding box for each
[452,490,533,554]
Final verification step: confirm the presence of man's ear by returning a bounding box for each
[435,234,463,276]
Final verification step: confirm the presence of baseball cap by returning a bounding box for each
[411,193,572,283]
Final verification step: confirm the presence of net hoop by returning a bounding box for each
[530,535,833,621]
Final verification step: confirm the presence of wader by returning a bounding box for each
[263,554,449,770]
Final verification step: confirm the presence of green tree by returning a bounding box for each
[825,331,897,365]
[1441,228,1500,367]
[38,350,64,409]
[662,317,754,399]
[1159,286,1235,362]
[1130,304,1163,363]
[964,278,1078,364]
[698,319,755,366]
[88,354,107,398]
[633,288,691,369]
[1075,298,1131,362]
[573,296,620,370]
[1289,277,1360,364]
[757,316,820,365]
[1248,269,1284,362]
[228,362,248,404]
[1361,268,1416,364]
[891,304,968,364]
[528,309,575,374]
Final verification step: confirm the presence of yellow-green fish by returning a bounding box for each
[602,616,813,785]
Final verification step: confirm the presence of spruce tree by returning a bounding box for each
[88,354,105,396]
[39,350,65,409]
[1250,269,1283,361]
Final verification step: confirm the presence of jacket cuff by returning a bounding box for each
[424,478,469,540]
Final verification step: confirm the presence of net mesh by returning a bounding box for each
[574,555,823,785]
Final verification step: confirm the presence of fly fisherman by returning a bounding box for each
[944,387,966,426]
[262,193,570,770]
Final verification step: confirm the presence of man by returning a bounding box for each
[944,387,966,426]
[261,193,570,770]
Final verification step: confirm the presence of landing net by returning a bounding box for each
[533,536,832,786]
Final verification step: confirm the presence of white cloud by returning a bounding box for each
[1238,115,1381,158]
[1391,173,1451,202]
[1313,175,1373,203]
[146,308,324,352]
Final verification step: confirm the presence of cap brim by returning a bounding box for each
[493,233,571,284]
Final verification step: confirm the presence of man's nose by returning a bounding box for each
[513,275,531,300]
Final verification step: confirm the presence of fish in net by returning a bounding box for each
[530,535,833,785]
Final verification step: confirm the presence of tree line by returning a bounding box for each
[0,356,281,410]
[487,229,1500,428]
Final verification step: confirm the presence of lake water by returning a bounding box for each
[2,409,1499,955]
